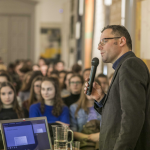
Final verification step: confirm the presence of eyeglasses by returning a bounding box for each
[70,81,82,85]
[98,37,121,46]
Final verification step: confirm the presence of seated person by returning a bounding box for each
[58,70,67,90]
[0,82,29,149]
[97,73,108,93]
[0,82,29,120]
[70,84,101,144]
[61,71,73,97]
[23,75,43,110]
[54,60,65,72]
[0,72,22,106]
[82,68,91,82]
[63,74,84,107]
[29,77,70,125]
[0,72,12,83]
[18,71,33,102]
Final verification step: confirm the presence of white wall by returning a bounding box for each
[141,0,150,59]
[34,0,69,62]
[92,0,105,75]
[40,0,65,22]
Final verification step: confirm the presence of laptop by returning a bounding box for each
[0,117,53,150]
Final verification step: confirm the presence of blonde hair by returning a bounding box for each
[0,64,7,71]
[75,84,89,117]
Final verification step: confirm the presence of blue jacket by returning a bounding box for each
[69,103,101,132]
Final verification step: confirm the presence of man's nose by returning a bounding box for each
[98,44,103,50]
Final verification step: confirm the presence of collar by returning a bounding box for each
[112,51,132,70]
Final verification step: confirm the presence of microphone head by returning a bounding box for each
[92,57,99,66]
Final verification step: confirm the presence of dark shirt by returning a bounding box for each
[63,93,80,107]
[95,51,133,108]
[0,108,29,120]
[112,51,132,70]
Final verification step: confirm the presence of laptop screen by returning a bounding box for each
[2,119,51,150]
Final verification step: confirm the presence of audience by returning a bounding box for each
[83,68,91,81]
[14,60,25,81]
[70,84,101,132]
[50,70,59,78]
[38,57,47,67]
[0,82,28,120]
[47,64,54,77]
[40,65,48,76]
[0,57,113,150]
[70,84,101,149]
[54,60,65,72]
[32,64,40,71]
[72,63,82,75]
[58,70,67,90]
[97,73,109,93]
[22,75,43,110]
[26,59,33,69]
[0,64,7,71]
[29,77,70,124]
[63,74,84,107]
[0,72,12,84]
[61,71,73,97]
[18,71,33,102]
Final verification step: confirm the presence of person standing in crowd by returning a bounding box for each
[63,74,83,107]
[84,25,150,150]
[22,75,43,110]
[29,77,70,124]
[97,73,108,93]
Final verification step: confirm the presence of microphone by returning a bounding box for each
[86,57,99,95]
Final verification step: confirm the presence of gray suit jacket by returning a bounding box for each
[95,52,150,150]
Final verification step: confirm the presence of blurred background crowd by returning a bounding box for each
[0,56,114,149]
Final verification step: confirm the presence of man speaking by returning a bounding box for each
[84,25,150,150]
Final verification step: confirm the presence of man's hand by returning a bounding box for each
[88,133,100,142]
[84,78,105,102]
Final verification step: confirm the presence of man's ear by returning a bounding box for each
[119,37,126,47]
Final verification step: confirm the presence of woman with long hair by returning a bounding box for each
[18,71,33,102]
[29,77,70,124]
[22,75,43,110]
[0,82,28,120]
[70,83,101,142]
